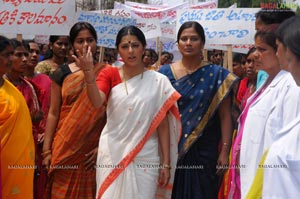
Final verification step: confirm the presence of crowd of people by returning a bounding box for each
[1,7,300,199]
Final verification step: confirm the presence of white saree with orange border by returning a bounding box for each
[96,71,181,199]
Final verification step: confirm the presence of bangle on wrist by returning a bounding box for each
[83,68,93,72]
[85,78,95,85]
[223,142,230,146]
[161,163,171,169]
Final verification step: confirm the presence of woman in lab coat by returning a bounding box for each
[229,25,300,199]
[246,15,300,199]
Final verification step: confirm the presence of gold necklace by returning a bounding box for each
[122,67,144,96]
[181,61,203,75]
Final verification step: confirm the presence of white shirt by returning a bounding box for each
[263,116,300,198]
[239,70,300,198]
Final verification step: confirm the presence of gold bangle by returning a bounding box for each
[85,81,95,85]
[85,78,95,85]
[161,164,171,169]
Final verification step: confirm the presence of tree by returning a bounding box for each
[218,0,281,8]
[251,0,279,8]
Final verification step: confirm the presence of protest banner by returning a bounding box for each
[125,0,218,10]
[189,0,218,9]
[92,9,131,18]
[147,38,176,52]
[0,0,75,35]
[207,44,254,54]
[114,1,187,23]
[147,0,218,7]
[177,8,260,45]
[136,18,161,39]
[161,23,176,40]
[76,11,136,48]
[125,1,170,10]
[34,34,50,44]
[115,1,217,23]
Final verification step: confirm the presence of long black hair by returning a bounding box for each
[283,16,300,59]
[255,8,295,25]
[0,35,12,53]
[69,22,97,45]
[44,35,69,60]
[177,21,205,45]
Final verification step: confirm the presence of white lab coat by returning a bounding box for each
[262,116,300,198]
[239,70,300,198]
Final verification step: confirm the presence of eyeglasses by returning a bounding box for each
[14,52,29,58]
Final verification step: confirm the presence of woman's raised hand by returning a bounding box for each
[72,46,94,72]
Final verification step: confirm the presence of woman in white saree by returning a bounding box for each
[73,25,181,199]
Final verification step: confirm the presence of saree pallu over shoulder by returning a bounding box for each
[96,71,181,199]
[47,70,106,199]
[166,64,238,158]
[159,64,238,199]
[1,80,35,199]
[15,77,45,150]
[50,70,106,170]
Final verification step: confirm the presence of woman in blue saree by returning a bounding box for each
[159,21,238,199]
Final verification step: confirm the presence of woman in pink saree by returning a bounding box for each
[74,25,181,199]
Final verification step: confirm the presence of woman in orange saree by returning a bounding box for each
[0,35,35,199]
[42,22,106,199]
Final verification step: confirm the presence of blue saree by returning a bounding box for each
[159,64,238,199]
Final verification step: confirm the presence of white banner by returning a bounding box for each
[76,11,136,48]
[116,1,217,23]
[147,0,184,5]
[92,9,131,18]
[35,35,50,44]
[189,0,218,9]
[177,8,260,45]
[207,44,254,54]
[146,38,176,52]
[128,0,218,9]
[115,1,188,23]
[126,1,170,9]
[146,0,218,7]
[161,23,176,39]
[0,0,75,35]
[136,19,161,39]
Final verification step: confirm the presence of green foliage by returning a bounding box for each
[217,0,284,8]
[296,7,300,15]
[217,0,232,8]
[252,0,279,8]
